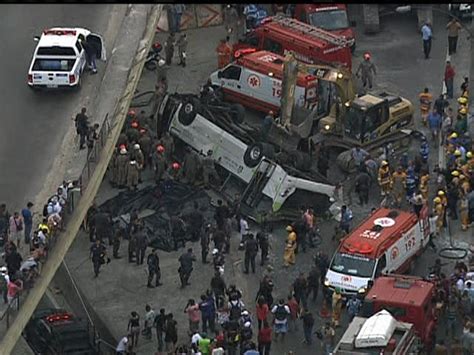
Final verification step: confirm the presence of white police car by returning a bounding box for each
[27,27,106,89]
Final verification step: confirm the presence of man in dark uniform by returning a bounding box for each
[188,202,204,242]
[355,169,371,205]
[128,232,137,263]
[135,224,149,265]
[75,107,90,150]
[256,231,269,266]
[243,233,258,274]
[201,224,211,264]
[112,224,123,259]
[90,239,107,277]
[178,248,196,288]
[170,214,186,251]
[147,249,162,288]
[94,209,112,245]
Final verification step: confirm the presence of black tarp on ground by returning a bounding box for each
[99,183,215,252]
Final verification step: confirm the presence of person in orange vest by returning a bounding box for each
[419,87,433,126]
[377,160,392,197]
[216,38,232,69]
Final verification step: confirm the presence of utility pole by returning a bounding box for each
[280,52,298,127]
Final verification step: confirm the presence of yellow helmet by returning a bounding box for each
[450,132,458,139]
[467,151,473,159]
[433,197,442,204]
[286,225,293,232]
[460,174,466,180]
[459,107,468,115]
[437,190,445,196]
[451,170,460,177]
[454,149,462,156]
[381,160,388,166]
[458,96,468,105]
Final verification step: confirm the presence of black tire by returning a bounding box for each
[243,142,274,168]
[289,150,312,171]
[178,98,200,126]
[145,59,157,71]
[230,103,245,124]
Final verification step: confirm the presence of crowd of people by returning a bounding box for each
[0,180,77,310]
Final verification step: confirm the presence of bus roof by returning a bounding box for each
[236,50,317,85]
[339,208,417,259]
[366,276,434,308]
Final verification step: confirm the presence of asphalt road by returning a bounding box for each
[0,4,121,211]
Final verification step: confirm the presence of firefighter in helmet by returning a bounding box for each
[356,52,377,89]
[433,197,444,235]
[419,169,430,201]
[378,160,392,197]
[419,87,433,125]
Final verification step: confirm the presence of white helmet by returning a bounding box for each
[241,310,249,316]
[134,144,140,150]
[212,248,219,255]
[0,266,7,273]
[158,59,166,67]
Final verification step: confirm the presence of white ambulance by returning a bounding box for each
[28,27,106,89]
[324,207,436,297]
[209,49,318,114]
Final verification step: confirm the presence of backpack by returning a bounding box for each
[274,305,288,321]
[229,301,242,320]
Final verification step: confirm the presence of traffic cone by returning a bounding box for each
[319,298,331,318]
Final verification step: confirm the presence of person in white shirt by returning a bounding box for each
[191,331,202,345]
[116,335,130,354]
[239,216,249,242]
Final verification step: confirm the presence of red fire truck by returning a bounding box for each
[210,49,318,113]
[233,15,352,71]
[294,4,356,52]
[362,275,437,351]
[325,207,435,296]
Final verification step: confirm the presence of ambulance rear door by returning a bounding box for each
[386,221,422,273]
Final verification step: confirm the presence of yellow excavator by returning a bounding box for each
[280,54,415,172]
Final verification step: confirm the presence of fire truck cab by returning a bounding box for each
[362,275,437,351]
[210,50,318,113]
[294,4,356,53]
[233,15,352,71]
[325,207,435,297]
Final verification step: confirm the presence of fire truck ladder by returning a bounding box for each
[241,160,276,208]
[271,15,350,48]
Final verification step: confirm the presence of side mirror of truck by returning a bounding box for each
[33,36,40,42]
[217,71,223,79]
[350,20,357,27]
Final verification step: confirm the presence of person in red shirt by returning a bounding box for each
[445,60,456,99]
[257,320,272,355]
[256,296,269,330]
[7,279,22,304]
[287,295,300,332]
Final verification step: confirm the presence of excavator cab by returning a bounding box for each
[344,98,390,144]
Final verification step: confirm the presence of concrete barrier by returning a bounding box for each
[0,5,162,355]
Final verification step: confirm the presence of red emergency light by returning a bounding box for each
[46,313,72,323]
[234,48,257,59]
[43,29,77,36]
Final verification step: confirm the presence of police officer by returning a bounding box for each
[90,239,107,278]
[170,214,186,251]
[126,160,140,191]
[201,224,211,264]
[178,248,196,288]
[135,224,149,265]
[147,249,162,288]
[94,209,112,244]
[112,224,123,259]
[176,33,187,67]
[188,202,204,242]
[116,147,129,188]
[256,231,269,266]
[164,33,175,65]
[75,107,90,150]
[182,147,198,186]
[243,233,258,274]
[202,150,220,188]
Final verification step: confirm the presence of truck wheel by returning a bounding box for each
[230,103,245,124]
[336,150,356,173]
[178,98,200,126]
[244,142,274,168]
[289,150,311,171]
